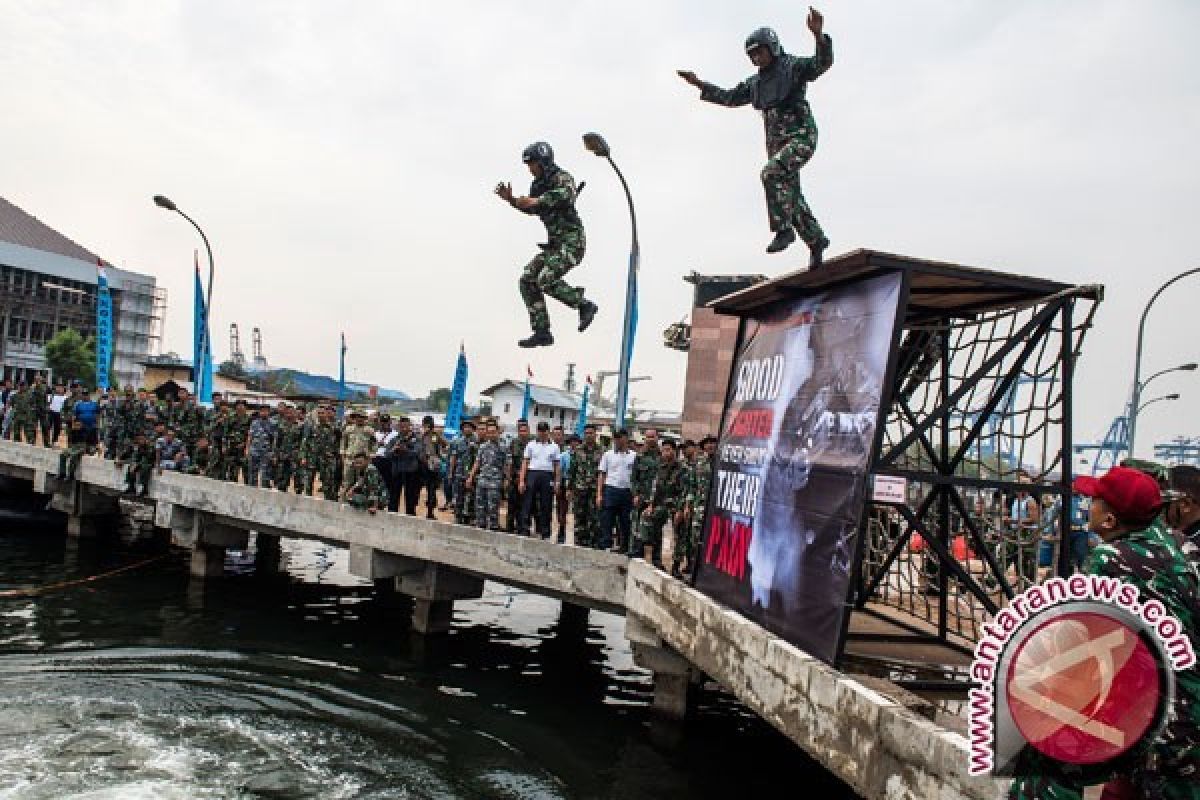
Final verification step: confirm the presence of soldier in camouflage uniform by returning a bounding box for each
[174,390,205,458]
[246,405,276,488]
[342,452,388,513]
[218,401,252,482]
[629,429,662,553]
[339,410,375,490]
[505,419,532,532]
[469,420,509,531]
[99,388,120,457]
[273,405,305,492]
[301,406,340,500]
[1007,467,1200,800]
[116,429,155,495]
[204,402,229,479]
[495,142,598,349]
[567,424,603,548]
[679,9,833,266]
[448,421,479,525]
[9,382,37,444]
[677,436,717,577]
[633,440,688,568]
[31,376,49,446]
[188,436,213,476]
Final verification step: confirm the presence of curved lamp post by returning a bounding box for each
[583,132,639,430]
[1137,392,1180,417]
[1128,267,1200,454]
[154,195,215,403]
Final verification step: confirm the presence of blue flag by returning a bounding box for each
[614,249,639,428]
[520,366,532,419]
[95,260,112,390]
[575,380,590,437]
[444,344,468,438]
[337,332,347,421]
[192,257,214,403]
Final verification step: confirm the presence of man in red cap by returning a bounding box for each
[1008,466,1200,799]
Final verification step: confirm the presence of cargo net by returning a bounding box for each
[858,291,1099,647]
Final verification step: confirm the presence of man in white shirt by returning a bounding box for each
[47,382,68,446]
[596,429,638,552]
[519,421,561,539]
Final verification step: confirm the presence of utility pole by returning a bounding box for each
[564,362,576,392]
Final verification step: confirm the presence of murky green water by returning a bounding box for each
[0,526,856,799]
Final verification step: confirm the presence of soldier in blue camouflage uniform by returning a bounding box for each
[468,419,509,530]
[679,9,833,266]
[246,405,276,488]
[448,421,478,525]
[633,440,688,568]
[301,406,340,500]
[495,142,598,348]
[567,424,603,548]
[342,452,388,513]
[1007,466,1200,800]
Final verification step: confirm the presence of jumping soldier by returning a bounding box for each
[495,142,598,348]
[678,8,833,266]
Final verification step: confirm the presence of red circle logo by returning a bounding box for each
[1005,611,1162,765]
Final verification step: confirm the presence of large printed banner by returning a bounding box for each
[694,272,902,663]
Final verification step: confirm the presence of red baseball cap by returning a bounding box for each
[1073,466,1163,524]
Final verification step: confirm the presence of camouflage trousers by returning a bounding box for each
[452,476,473,524]
[633,508,669,565]
[246,452,273,488]
[519,237,586,333]
[572,489,598,548]
[221,455,247,483]
[761,130,825,247]
[275,460,300,492]
[474,484,502,530]
[674,504,704,566]
[57,447,85,480]
[306,461,338,501]
[10,414,38,444]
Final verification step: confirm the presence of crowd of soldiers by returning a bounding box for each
[5,378,721,577]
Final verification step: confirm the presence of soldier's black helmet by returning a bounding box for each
[521,141,555,166]
[744,27,782,57]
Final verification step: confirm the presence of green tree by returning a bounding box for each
[427,387,452,412]
[218,359,248,380]
[44,329,96,386]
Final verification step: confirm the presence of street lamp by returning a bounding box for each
[1137,393,1180,416]
[154,195,215,403]
[1128,267,1200,455]
[583,131,639,430]
[1142,362,1198,392]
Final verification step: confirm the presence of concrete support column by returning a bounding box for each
[62,485,121,540]
[190,545,226,578]
[348,546,483,636]
[254,532,282,576]
[627,612,694,720]
[411,598,456,635]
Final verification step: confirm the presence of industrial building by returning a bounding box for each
[0,196,163,387]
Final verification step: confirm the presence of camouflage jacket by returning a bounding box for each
[567,441,602,492]
[525,167,584,247]
[302,422,340,464]
[448,434,475,480]
[473,440,509,490]
[274,418,304,461]
[248,417,276,456]
[507,436,531,481]
[9,388,32,416]
[648,459,688,514]
[687,453,714,510]
[346,463,388,510]
[699,34,834,154]
[223,413,252,454]
[632,445,661,501]
[340,423,375,460]
[31,384,48,413]
[118,439,156,465]
[419,430,448,472]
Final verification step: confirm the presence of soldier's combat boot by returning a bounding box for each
[765,227,795,254]
[577,301,598,332]
[518,330,554,348]
[808,236,829,270]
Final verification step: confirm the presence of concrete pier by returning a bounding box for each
[0,440,1006,800]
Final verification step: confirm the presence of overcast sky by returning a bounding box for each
[2,0,1197,456]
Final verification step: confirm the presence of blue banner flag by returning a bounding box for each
[520,365,532,420]
[575,379,590,437]
[95,260,112,390]
[444,344,468,438]
[192,255,214,403]
[337,332,347,421]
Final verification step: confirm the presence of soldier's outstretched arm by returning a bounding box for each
[796,7,834,81]
[680,68,753,108]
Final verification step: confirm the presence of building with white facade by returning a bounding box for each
[0,196,163,387]
[482,380,583,433]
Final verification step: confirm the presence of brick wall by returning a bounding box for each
[681,306,741,441]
